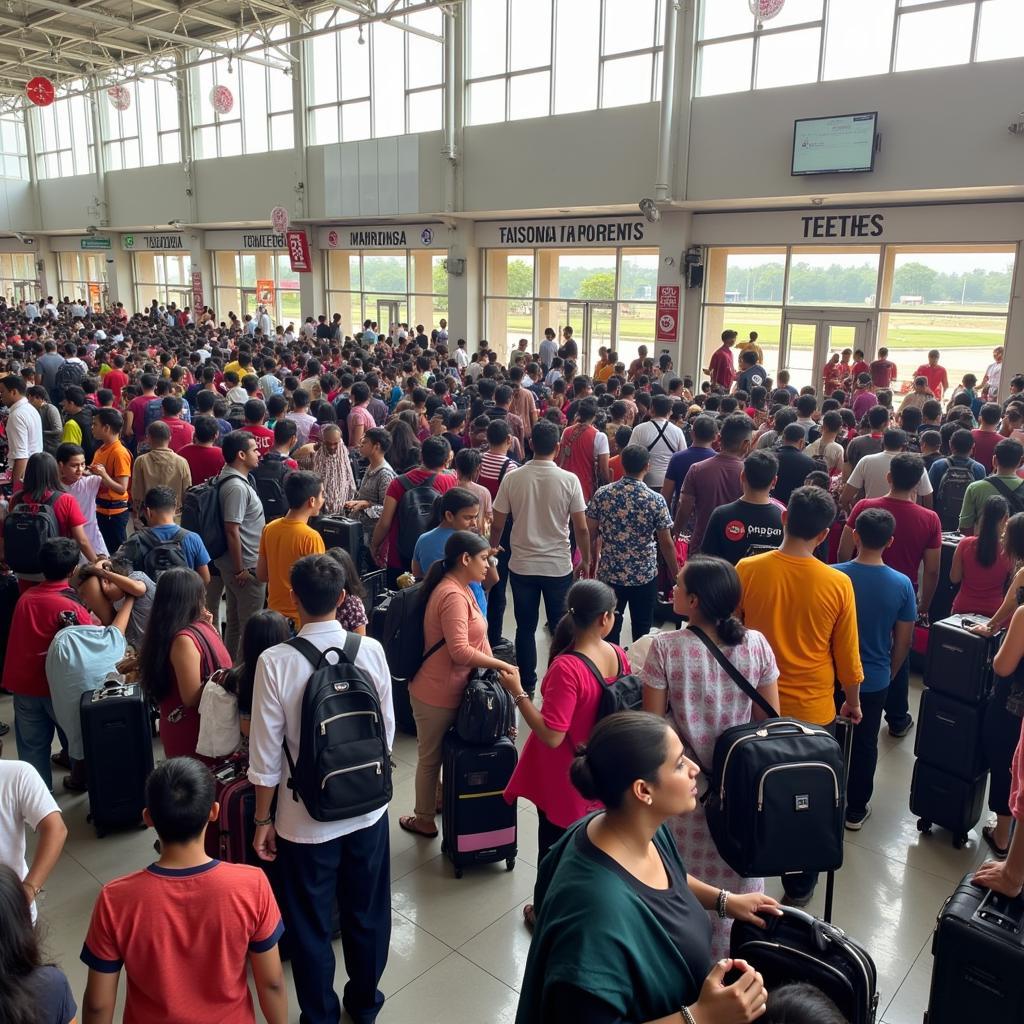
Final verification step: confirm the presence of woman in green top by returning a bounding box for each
[517,712,780,1024]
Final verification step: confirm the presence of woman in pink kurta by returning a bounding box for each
[642,556,780,957]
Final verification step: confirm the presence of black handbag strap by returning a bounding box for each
[686,624,778,720]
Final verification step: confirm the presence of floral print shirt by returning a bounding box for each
[586,476,673,586]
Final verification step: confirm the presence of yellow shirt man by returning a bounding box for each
[736,549,862,726]
[257,517,325,625]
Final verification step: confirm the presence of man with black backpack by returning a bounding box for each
[118,486,211,584]
[249,553,393,1024]
[928,428,986,531]
[371,435,457,587]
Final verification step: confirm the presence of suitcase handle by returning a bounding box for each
[976,890,1024,934]
[753,721,820,738]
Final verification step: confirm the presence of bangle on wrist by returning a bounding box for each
[680,1005,697,1024]
[716,889,729,919]
[512,692,529,706]
[24,880,41,898]
[253,815,272,827]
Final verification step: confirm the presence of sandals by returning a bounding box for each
[398,815,438,839]
[983,825,1009,860]
[523,904,536,931]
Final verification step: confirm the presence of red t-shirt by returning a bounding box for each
[848,496,941,585]
[384,469,458,568]
[239,424,275,456]
[2,580,94,696]
[870,359,897,389]
[708,346,735,389]
[129,394,154,441]
[972,429,1000,473]
[852,360,870,379]
[179,443,226,486]
[10,488,87,536]
[161,417,195,454]
[915,364,948,399]
[102,369,129,403]
[81,860,283,1024]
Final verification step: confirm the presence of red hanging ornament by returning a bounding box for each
[26,76,55,107]
[749,0,786,19]
[210,84,234,115]
[107,85,131,111]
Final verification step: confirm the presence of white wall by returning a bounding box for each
[108,164,190,227]
[686,58,1024,202]
[193,150,296,224]
[38,175,97,231]
[0,177,38,232]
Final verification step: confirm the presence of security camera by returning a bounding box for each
[168,219,183,230]
[85,225,98,236]
[639,198,661,224]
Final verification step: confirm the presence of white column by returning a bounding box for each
[445,220,479,347]
[656,211,693,374]
[999,241,1024,402]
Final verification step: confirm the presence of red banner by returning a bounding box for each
[191,270,204,311]
[655,285,680,343]
[286,230,312,273]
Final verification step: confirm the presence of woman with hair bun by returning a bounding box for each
[642,556,781,957]
[517,711,780,1024]
[501,579,626,926]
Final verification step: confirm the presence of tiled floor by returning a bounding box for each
[4,611,993,1024]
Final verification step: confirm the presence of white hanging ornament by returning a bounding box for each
[749,0,786,20]
[107,85,131,112]
[210,84,234,115]
[271,206,290,233]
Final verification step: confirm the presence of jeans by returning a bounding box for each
[205,572,225,636]
[884,656,911,731]
[608,577,658,647]
[275,814,391,1024]
[846,687,888,816]
[97,510,129,553]
[486,543,511,646]
[220,569,267,658]
[509,570,573,694]
[13,694,68,790]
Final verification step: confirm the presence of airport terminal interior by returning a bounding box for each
[0,0,1022,1022]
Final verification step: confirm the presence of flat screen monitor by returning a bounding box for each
[792,112,877,175]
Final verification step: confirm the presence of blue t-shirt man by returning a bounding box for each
[147,523,212,572]
[834,560,917,691]
[663,445,716,504]
[412,525,487,615]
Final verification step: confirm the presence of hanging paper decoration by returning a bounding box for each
[210,84,234,115]
[107,85,131,112]
[271,206,290,233]
[26,76,55,107]
[748,0,785,19]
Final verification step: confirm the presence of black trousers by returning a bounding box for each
[846,687,887,815]
[984,688,1023,816]
[537,810,567,865]
[275,813,391,1024]
[486,542,511,647]
[608,577,658,647]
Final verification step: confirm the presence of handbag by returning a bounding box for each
[455,668,517,745]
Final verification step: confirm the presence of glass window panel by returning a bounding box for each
[408,88,443,133]
[488,251,534,297]
[555,0,599,113]
[556,252,616,299]
[604,0,657,54]
[755,28,821,89]
[705,249,787,305]
[602,54,654,107]
[885,248,1016,313]
[787,247,881,306]
[468,79,506,125]
[220,120,242,155]
[311,33,340,104]
[157,78,179,130]
[895,5,974,71]
[509,71,550,120]
[350,254,362,290]
[431,254,448,295]
[270,113,293,149]
[59,151,74,178]
[878,311,1007,397]
[373,22,406,138]
[55,100,71,141]
[268,67,292,114]
[339,29,371,100]
[161,131,180,164]
[768,0,824,29]
[342,100,371,141]
[363,254,407,292]
[618,251,658,300]
[509,0,551,72]
[470,0,507,77]
[976,0,1024,62]
[2,121,17,151]
[699,0,755,39]
[407,33,444,89]
[122,138,141,169]
[196,125,217,159]
[487,298,534,361]
[242,62,268,153]
[698,37,753,96]
[239,253,257,286]
[106,143,123,172]
[824,0,896,80]
[312,105,340,145]
[616,303,656,371]
[40,109,57,150]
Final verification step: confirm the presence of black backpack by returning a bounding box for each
[180,476,230,560]
[226,402,246,430]
[55,360,85,395]
[455,669,517,745]
[935,459,976,531]
[373,582,434,679]
[252,453,291,522]
[394,473,441,564]
[3,492,61,574]
[687,626,846,878]
[282,633,393,822]
[987,475,1024,516]
[118,527,189,579]
[570,649,644,720]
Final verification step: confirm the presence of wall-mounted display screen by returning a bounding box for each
[792,112,877,175]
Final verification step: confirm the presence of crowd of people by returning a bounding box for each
[0,297,1021,1024]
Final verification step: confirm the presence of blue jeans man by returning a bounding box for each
[13,695,68,790]
[509,570,573,695]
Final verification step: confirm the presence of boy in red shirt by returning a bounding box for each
[914,349,949,401]
[82,757,287,1024]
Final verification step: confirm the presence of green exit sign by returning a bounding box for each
[81,237,111,250]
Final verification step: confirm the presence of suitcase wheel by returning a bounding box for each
[916,818,932,834]
[953,833,968,850]
[505,857,515,872]
[454,867,463,879]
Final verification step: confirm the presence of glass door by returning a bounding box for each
[780,312,872,394]
[376,299,402,333]
[563,301,617,376]
[780,318,819,391]
[240,288,259,318]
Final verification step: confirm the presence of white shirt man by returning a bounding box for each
[43,299,57,318]
[258,308,272,336]
[24,300,38,320]
[70,300,86,318]
[3,380,43,481]
[628,398,687,489]
[848,449,934,501]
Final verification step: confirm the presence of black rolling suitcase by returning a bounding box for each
[924,613,1000,704]
[928,534,962,624]
[925,873,1024,1023]
[361,569,387,610]
[367,590,416,736]
[80,680,154,836]
[441,730,517,879]
[910,758,986,849]
[315,515,364,567]
[915,689,987,781]
[731,905,879,1024]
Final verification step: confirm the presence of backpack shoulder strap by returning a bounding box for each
[397,473,414,493]
[687,624,777,719]
[285,635,323,667]
[987,476,1024,512]
[341,630,361,663]
[173,529,187,542]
